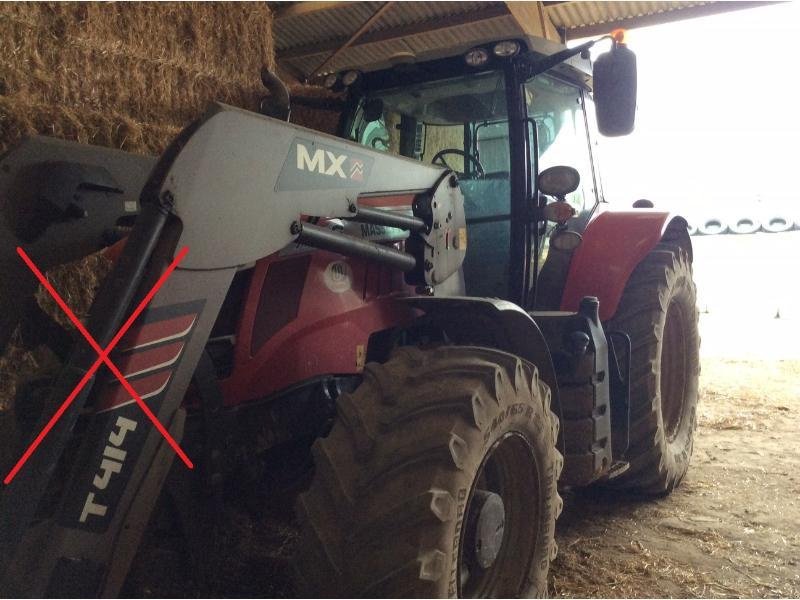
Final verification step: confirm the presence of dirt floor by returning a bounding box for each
[124,354,800,599]
[127,346,800,593]
[548,232,800,598]
[550,357,800,598]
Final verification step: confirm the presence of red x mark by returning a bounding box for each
[3,246,193,485]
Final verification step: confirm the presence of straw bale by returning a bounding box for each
[0,95,181,154]
[289,83,342,135]
[0,2,275,154]
[0,3,275,413]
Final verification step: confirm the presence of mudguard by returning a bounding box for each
[560,210,691,321]
[401,295,563,453]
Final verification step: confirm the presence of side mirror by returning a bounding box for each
[593,42,637,136]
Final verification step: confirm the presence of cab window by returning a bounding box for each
[347,71,513,299]
[525,75,597,213]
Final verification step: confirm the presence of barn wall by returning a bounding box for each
[0,2,275,155]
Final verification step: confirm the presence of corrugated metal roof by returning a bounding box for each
[275,1,521,77]
[275,2,384,50]
[546,1,710,32]
[275,1,499,52]
[369,1,498,31]
[272,1,767,78]
[284,13,518,75]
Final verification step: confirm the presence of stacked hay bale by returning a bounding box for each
[288,82,343,135]
[0,3,274,421]
[0,2,275,155]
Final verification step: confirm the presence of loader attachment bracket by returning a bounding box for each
[7,161,126,243]
[0,136,155,356]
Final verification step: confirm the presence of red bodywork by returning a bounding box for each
[220,194,418,407]
[106,203,680,409]
[103,196,419,410]
[220,250,414,406]
[560,210,680,321]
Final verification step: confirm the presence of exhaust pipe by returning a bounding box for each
[259,67,291,121]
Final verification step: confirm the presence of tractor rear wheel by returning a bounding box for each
[293,346,562,598]
[605,243,699,495]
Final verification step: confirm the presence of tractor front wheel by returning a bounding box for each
[293,346,562,598]
[606,243,700,495]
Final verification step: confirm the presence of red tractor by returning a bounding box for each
[0,31,698,597]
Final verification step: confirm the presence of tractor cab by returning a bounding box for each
[332,34,633,306]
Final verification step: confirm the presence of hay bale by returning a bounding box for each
[0,250,111,410]
[34,250,113,329]
[289,83,342,135]
[0,3,275,415]
[0,2,275,154]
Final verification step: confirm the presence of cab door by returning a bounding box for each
[524,74,601,308]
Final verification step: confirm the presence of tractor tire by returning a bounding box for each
[604,243,700,495]
[293,346,562,598]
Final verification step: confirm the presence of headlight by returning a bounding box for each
[323,73,338,89]
[542,201,577,224]
[493,40,520,58]
[464,47,489,67]
[342,70,361,86]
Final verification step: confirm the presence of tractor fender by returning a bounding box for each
[400,296,563,450]
[560,210,691,321]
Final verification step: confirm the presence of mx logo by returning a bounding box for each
[296,143,347,178]
[349,159,364,181]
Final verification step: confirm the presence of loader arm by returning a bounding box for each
[0,104,465,596]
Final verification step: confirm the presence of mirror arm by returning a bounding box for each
[517,37,607,80]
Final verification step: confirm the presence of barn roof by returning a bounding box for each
[272,1,770,79]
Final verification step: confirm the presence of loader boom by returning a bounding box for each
[0,104,466,596]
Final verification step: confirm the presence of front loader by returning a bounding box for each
[0,31,698,598]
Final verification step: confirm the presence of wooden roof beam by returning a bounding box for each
[309,2,394,77]
[274,2,349,21]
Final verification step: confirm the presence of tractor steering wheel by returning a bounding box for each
[431,149,485,179]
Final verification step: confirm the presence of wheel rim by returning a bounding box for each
[660,299,689,442]
[458,432,539,598]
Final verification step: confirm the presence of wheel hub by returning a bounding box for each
[458,431,540,598]
[661,300,688,441]
[470,490,506,569]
